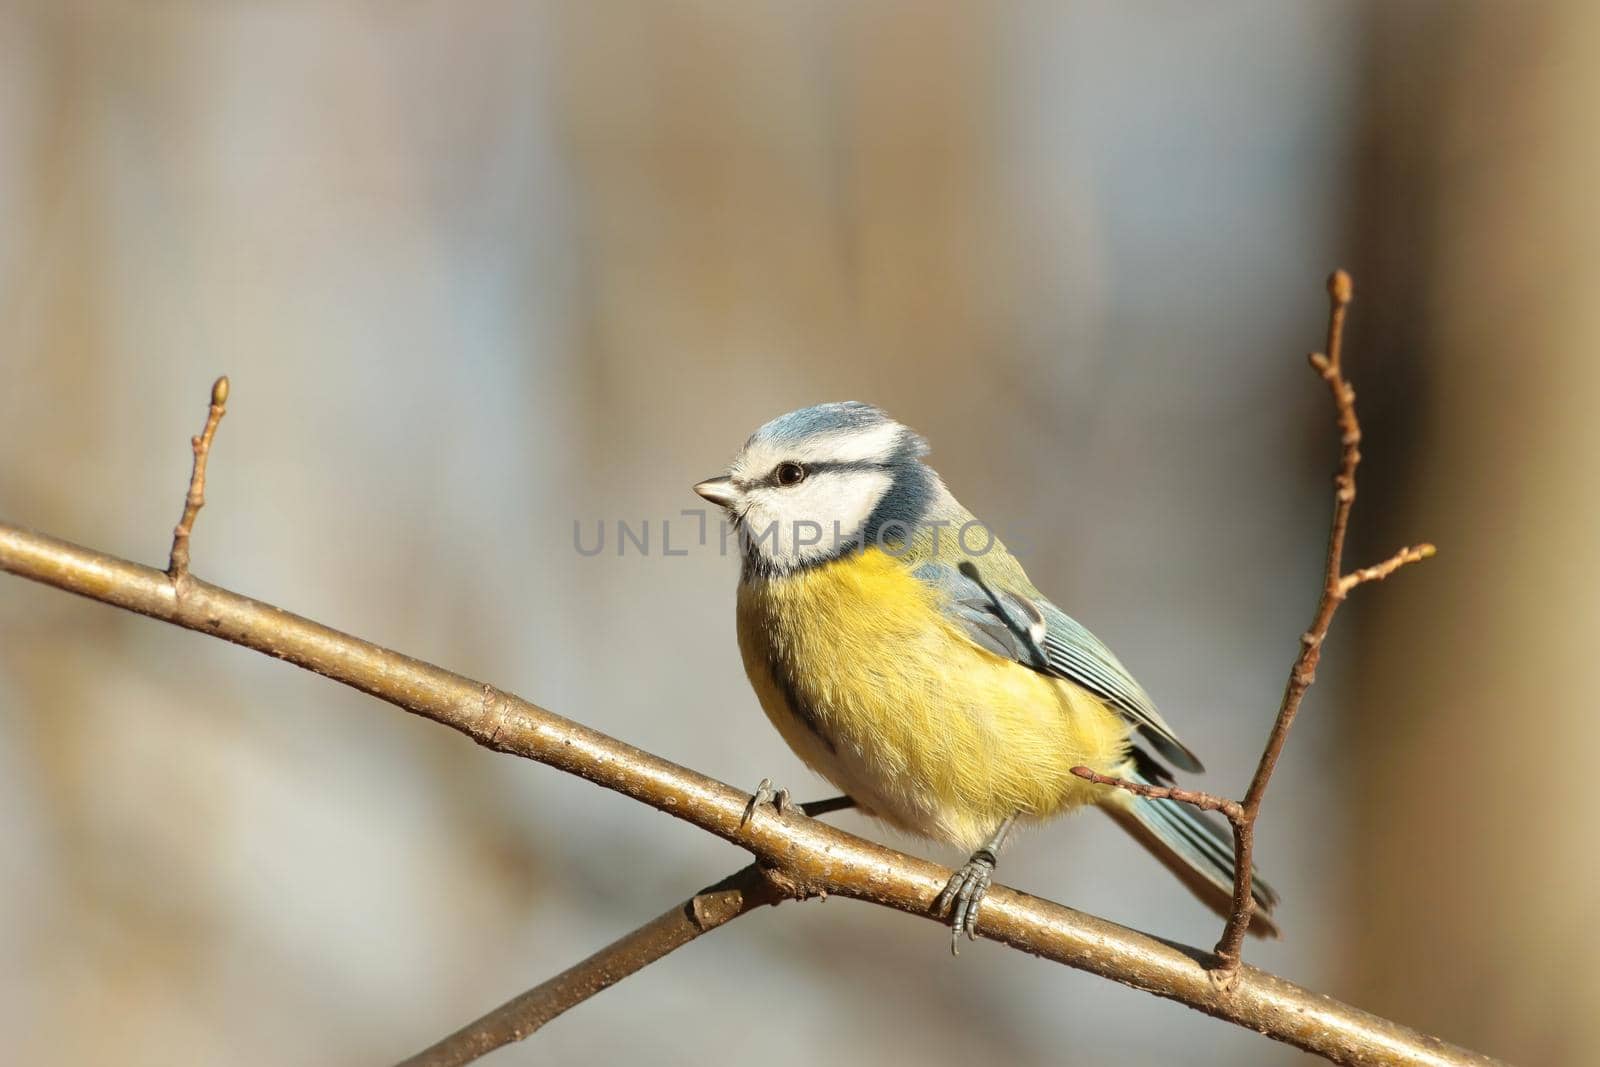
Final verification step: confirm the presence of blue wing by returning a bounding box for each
[913,558,1204,773]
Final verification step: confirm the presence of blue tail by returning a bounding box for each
[1103,755,1279,937]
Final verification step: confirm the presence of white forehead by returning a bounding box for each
[731,418,906,478]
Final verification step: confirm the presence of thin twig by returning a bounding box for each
[1074,273,1434,978]
[1070,767,1242,820]
[1211,270,1430,969]
[1340,543,1437,595]
[398,865,781,1067]
[167,375,229,578]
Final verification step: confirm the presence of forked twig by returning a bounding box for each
[1075,270,1435,975]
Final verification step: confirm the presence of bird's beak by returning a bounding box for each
[694,475,738,508]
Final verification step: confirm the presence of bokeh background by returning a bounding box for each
[2,3,1595,1065]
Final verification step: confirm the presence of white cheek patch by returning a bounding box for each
[741,469,892,570]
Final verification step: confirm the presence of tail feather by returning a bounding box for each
[1102,767,1280,939]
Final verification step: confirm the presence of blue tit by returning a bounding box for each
[694,402,1277,951]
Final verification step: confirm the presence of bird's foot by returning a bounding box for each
[741,777,794,826]
[933,848,997,956]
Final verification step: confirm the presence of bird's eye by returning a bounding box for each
[775,462,806,487]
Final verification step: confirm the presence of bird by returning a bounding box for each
[694,401,1277,952]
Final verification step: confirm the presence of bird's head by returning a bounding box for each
[695,402,935,574]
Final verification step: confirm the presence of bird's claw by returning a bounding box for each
[741,777,793,827]
[933,850,996,956]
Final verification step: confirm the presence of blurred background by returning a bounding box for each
[2,2,1595,1064]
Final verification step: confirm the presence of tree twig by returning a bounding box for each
[1069,767,1242,819]
[1215,270,1433,966]
[1339,543,1437,595]
[167,375,228,578]
[397,865,782,1067]
[1071,271,1435,977]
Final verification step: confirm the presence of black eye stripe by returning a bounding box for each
[807,460,886,474]
[756,459,885,488]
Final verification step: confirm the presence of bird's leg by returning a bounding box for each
[799,794,857,817]
[741,779,855,825]
[933,813,1019,955]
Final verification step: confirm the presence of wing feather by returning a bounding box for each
[912,558,1204,773]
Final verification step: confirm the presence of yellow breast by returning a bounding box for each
[736,548,1132,850]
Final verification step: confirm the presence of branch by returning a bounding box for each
[0,342,1482,1065]
[404,798,850,1064]
[0,528,1491,1067]
[398,865,781,1067]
